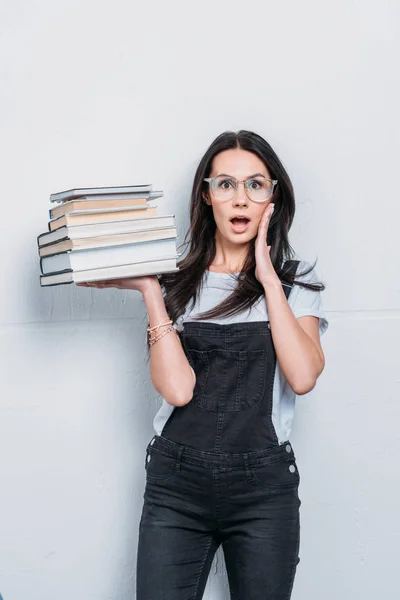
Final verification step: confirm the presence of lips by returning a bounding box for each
[230,215,250,233]
[230,215,250,223]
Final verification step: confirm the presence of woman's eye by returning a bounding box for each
[248,179,261,189]
[219,179,234,189]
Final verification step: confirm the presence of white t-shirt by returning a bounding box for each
[153,260,329,444]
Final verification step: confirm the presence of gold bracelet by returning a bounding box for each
[147,317,172,336]
[148,325,175,347]
[147,317,175,346]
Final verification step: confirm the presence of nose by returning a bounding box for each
[233,181,248,205]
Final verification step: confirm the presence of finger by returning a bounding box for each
[258,204,272,227]
[91,280,111,287]
[259,204,275,233]
[257,214,270,239]
[264,203,275,222]
[82,282,102,287]
[101,280,119,288]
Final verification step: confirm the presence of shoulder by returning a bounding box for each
[287,258,329,336]
[291,258,321,285]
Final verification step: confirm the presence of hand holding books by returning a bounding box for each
[76,274,159,292]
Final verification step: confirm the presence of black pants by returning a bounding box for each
[136,435,301,600]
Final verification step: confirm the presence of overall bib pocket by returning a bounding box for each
[186,348,267,412]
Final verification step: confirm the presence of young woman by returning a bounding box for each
[80,130,328,599]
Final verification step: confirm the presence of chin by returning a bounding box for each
[225,230,252,243]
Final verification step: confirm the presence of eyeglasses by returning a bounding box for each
[203,175,278,203]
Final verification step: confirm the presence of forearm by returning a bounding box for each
[143,280,195,406]
[263,277,324,395]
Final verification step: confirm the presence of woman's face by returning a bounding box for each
[202,148,272,245]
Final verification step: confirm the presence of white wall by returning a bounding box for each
[0,1,399,598]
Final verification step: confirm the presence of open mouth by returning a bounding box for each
[230,216,251,232]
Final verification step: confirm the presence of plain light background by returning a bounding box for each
[0,1,399,598]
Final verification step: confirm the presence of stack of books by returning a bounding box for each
[38,184,180,287]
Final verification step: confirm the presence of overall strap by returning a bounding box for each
[281,259,300,300]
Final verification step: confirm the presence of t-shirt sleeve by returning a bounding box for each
[288,261,329,336]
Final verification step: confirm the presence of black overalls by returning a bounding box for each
[137,260,302,600]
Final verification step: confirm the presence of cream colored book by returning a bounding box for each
[38,227,177,257]
[49,206,157,231]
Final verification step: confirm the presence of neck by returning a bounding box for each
[210,230,249,273]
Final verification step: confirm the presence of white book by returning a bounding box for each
[40,237,178,275]
[50,184,153,203]
[37,215,176,246]
[40,256,180,287]
[58,190,163,202]
[38,227,177,257]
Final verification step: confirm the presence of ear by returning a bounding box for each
[202,191,210,205]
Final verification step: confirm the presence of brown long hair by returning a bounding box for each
[157,129,325,327]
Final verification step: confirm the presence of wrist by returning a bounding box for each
[262,275,282,293]
[142,278,162,300]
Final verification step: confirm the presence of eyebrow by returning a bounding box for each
[214,172,267,179]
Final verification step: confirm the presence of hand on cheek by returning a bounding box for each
[254,203,278,285]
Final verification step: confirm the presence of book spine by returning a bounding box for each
[38,236,68,250]
[40,277,73,287]
[50,185,153,203]
[41,266,73,277]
